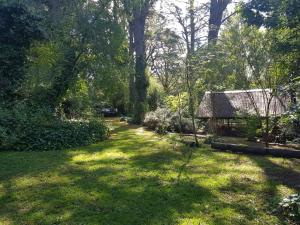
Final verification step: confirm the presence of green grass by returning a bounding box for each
[0,119,300,225]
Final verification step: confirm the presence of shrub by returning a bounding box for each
[170,113,194,134]
[245,116,261,141]
[277,194,300,223]
[143,108,194,134]
[277,106,300,143]
[236,116,261,140]
[0,103,109,151]
[143,108,172,134]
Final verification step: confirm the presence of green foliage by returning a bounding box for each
[92,57,131,115]
[24,42,63,102]
[0,1,129,151]
[194,17,264,91]
[170,113,194,134]
[147,17,184,94]
[143,108,194,134]
[277,194,300,223]
[20,0,131,114]
[241,0,300,29]
[277,106,300,142]
[244,116,262,141]
[62,78,92,119]
[165,93,188,113]
[147,89,160,111]
[0,3,43,101]
[0,103,109,151]
[133,101,149,124]
[241,0,300,105]
[147,76,164,111]
[144,108,171,134]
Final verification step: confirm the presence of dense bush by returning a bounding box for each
[243,116,262,141]
[143,108,171,134]
[143,108,194,134]
[277,106,300,143]
[0,104,109,151]
[277,194,300,223]
[170,113,194,133]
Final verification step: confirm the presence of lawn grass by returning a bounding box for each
[0,119,300,225]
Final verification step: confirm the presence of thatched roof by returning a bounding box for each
[197,89,288,119]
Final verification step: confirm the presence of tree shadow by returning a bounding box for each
[233,155,300,222]
[2,122,299,224]
[0,155,215,225]
[251,156,300,190]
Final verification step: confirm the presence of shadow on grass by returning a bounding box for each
[249,156,300,218]
[1,122,299,224]
[252,157,300,190]
[0,153,214,225]
[217,151,300,223]
[0,123,214,224]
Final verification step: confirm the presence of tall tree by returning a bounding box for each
[19,0,129,115]
[146,13,184,94]
[242,0,300,106]
[0,3,43,103]
[208,0,231,44]
[123,0,157,123]
[171,0,208,146]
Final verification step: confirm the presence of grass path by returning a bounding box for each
[0,119,300,225]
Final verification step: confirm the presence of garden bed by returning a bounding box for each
[211,142,300,159]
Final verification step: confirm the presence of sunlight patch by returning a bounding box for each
[72,151,128,163]
[0,183,5,198]
[276,184,296,198]
[178,218,209,225]
[0,217,12,225]
[135,127,146,135]
[135,127,159,140]
[13,174,70,188]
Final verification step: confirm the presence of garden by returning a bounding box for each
[0,0,299,224]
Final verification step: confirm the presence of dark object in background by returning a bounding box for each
[101,108,118,117]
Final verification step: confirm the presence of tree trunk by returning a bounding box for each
[132,13,148,123]
[265,116,270,148]
[208,0,230,44]
[128,21,136,114]
[178,93,183,137]
[264,98,273,148]
[186,0,199,146]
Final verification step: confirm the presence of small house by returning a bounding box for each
[197,89,288,134]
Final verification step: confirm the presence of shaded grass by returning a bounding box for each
[0,119,299,225]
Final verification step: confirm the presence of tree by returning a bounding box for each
[20,0,129,115]
[199,16,252,91]
[220,22,289,147]
[0,3,43,103]
[171,0,208,146]
[208,0,231,44]
[122,0,157,123]
[146,13,184,94]
[241,0,300,106]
